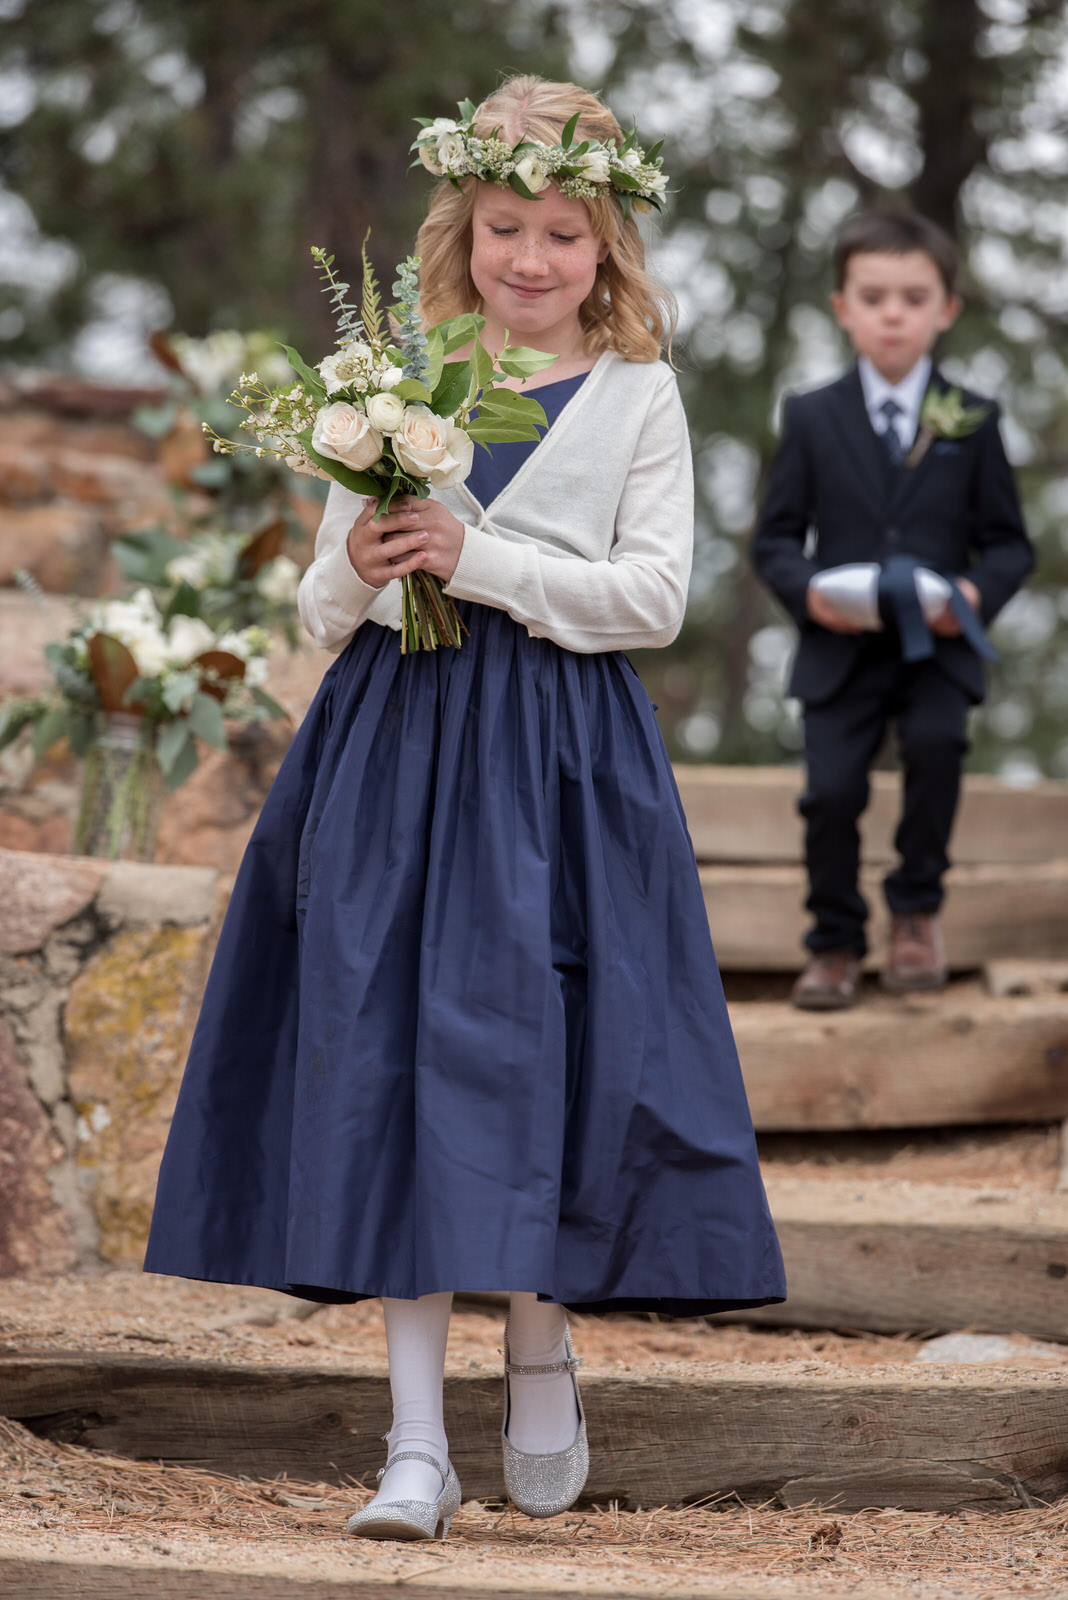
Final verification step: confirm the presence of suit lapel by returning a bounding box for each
[827,367,896,507]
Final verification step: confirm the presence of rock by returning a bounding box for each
[0,1020,75,1275]
[0,848,105,955]
[96,860,218,930]
[0,504,109,594]
[65,918,220,1265]
[914,1332,1066,1364]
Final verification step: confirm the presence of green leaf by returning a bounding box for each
[471,337,496,398]
[0,699,42,752]
[508,173,542,203]
[431,361,473,419]
[457,98,477,121]
[392,378,434,405]
[130,402,178,439]
[251,685,287,719]
[646,138,664,162]
[423,328,445,395]
[434,312,485,354]
[189,458,231,489]
[161,580,200,625]
[68,711,95,758]
[280,343,327,401]
[156,719,195,777]
[161,671,198,714]
[296,428,385,497]
[188,691,227,749]
[474,388,549,426]
[466,418,546,444]
[495,345,562,379]
[113,525,186,585]
[560,111,581,149]
[32,704,71,759]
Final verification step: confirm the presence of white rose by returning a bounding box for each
[166,616,217,665]
[245,656,269,688]
[425,117,459,138]
[164,553,210,590]
[393,406,474,489]
[377,363,405,392]
[622,148,643,172]
[366,390,407,433]
[575,148,612,184]
[514,153,550,194]
[418,141,445,177]
[256,555,301,606]
[127,625,171,676]
[311,402,383,471]
[435,132,466,172]
[644,170,668,198]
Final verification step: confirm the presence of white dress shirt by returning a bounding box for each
[858,355,931,453]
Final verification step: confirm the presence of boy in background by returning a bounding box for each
[752,210,1033,1009]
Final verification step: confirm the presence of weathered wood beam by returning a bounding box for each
[734,987,1068,1129]
[2,1353,1068,1512]
[700,861,1068,971]
[675,766,1068,867]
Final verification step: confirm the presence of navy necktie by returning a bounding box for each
[878,397,906,466]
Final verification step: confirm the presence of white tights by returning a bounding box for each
[375,1290,580,1505]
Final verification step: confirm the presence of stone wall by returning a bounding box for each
[0,847,224,1274]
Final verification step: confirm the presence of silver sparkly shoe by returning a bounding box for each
[346,1449,461,1541]
[502,1322,589,1518]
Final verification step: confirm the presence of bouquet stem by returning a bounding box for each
[400,573,467,652]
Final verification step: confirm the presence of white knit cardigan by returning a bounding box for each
[296,350,694,656]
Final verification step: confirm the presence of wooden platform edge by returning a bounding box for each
[2,1355,1067,1512]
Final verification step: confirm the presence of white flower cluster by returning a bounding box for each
[163,538,301,609]
[83,589,269,699]
[412,111,669,214]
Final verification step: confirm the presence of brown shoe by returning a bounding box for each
[882,912,947,993]
[791,950,861,1010]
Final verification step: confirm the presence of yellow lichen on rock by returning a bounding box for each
[66,924,215,1264]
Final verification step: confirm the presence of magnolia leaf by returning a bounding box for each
[193,649,246,703]
[188,690,228,749]
[238,517,287,579]
[431,361,472,419]
[87,634,143,714]
[280,344,327,400]
[296,429,385,497]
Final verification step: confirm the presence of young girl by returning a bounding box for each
[145,75,785,1541]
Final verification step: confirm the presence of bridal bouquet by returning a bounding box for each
[205,243,557,650]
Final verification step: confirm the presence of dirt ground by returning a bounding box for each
[3,1120,1067,1596]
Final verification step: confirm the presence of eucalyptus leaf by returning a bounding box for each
[189,458,231,489]
[32,705,71,759]
[251,685,288,719]
[161,671,198,714]
[130,402,178,439]
[161,731,200,792]
[156,718,194,777]
[189,691,228,749]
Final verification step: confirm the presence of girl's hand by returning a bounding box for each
[346,496,466,588]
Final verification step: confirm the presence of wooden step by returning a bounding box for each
[3,1350,1067,1513]
[700,860,1068,971]
[676,765,1068,867]
[750,1177,1068,1341]
[733,982,1068,1129]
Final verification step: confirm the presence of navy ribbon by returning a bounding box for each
[877,554,998,664]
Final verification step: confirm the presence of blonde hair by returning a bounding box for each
[415,76,676,363]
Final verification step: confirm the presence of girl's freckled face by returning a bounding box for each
[469,182,607,348]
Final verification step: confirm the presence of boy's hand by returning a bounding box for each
[930,576,981,637]
[347,496,466,588]
[805,585,864,634]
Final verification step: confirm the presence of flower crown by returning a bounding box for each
[412,99,668,220]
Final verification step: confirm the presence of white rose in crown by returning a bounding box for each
[575,148,612,184]
[418,142,446,176]
[392,406,474,489]
[366,390,407,433]
[514,153,550,194]
[435,132,467,171]
[425,117,459,138]
[312,402,384,471]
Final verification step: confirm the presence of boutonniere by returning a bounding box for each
[905,387,990,469]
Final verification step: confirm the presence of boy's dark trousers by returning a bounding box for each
[800,631,970,958]
[752,365,1034,960]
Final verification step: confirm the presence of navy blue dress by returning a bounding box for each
[144,376,786,1315]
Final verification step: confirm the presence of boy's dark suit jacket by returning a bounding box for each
[752,365,1034,706]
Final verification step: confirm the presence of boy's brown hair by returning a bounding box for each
[833,209,960,296]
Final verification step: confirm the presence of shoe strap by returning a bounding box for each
[505,1354,583,1376]
[376,1450,447,1483]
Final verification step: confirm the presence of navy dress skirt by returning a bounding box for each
[144,377,786,1315]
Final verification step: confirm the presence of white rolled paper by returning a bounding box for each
[810,563,952,631]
